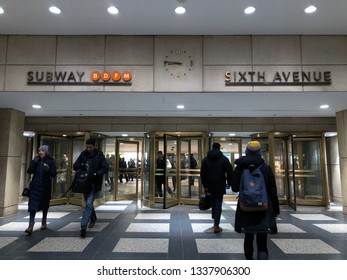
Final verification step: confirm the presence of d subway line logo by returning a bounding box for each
[27,70,132,86]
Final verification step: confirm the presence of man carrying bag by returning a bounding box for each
[73,139,109,237]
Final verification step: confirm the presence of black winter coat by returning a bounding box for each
[73,148,109,192]
[200,149,233,196]
[232,155,280,234]
[27,155,57,212]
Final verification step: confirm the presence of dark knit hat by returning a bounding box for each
[85,138,96,146]
[38,145,49,154]
[246,141,261,155]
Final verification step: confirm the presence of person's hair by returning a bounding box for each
[85,138,96,146]
[212,142,221,150]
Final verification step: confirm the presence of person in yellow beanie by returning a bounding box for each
[231,140,280,260]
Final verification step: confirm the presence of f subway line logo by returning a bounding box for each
[27,70,132,86]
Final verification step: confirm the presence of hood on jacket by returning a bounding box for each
[234,155,264,168]
[207,149,223,160]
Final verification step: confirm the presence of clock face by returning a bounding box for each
[164,49,193,78]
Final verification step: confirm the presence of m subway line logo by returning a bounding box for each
[27,70,132,86]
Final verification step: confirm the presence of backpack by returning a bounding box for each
[239,164,268,211]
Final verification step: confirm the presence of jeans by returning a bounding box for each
[211,195,223,226]
[81,190,97,228]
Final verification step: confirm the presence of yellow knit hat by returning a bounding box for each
[246,141,261,154]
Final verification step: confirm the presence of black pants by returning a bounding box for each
[244,233,268,260]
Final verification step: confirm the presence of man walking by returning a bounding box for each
[73,139,109,237]
[200,143,233,233]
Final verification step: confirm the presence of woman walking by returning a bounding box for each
[25,145,57,235]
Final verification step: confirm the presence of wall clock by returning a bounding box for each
[164,48,194,78]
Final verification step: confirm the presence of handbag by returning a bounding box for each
[71,170,93,193]
[22,177,32,197]
[199,192,212,210]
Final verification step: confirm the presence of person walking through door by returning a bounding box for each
[25,145,57,235]
[200,142,233,233]
[73,138,109,237]
[232,141,280,260]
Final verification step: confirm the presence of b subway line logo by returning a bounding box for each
[27,70,132,86]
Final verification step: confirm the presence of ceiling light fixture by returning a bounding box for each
[305,5,317,14]
[49,6,61,14]
[32,104,42,109]
[175,6,186,14]
[244,6,256,14]
[320,104,329,109]
[177,105,185,109]
[0,7,4,14]
[108,6,119,15]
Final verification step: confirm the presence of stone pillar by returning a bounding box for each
[336,110,347,215]
[0,109,25,216]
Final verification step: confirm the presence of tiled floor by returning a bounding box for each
[0,200,347,260]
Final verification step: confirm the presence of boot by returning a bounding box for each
[25,222,35,235]
[40,219,47,230]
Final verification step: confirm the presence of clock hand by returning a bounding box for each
[164,60,183,66]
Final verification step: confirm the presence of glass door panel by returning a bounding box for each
[115,140,140,200]
[293,138,324,205]
[143,133,153,208]
[39,135,84,206]
[179,137,202,204]
[164,134,179,208]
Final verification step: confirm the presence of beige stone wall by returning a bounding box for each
[1,35,347,93]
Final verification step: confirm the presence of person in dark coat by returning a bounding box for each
[73,138,109,237]
[26,145,57,235]
[232,141,280,260]
[200,143,233,233]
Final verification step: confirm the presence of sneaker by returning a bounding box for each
[80,227,86,237]
[88,220,96,228]
[213,225,223,233]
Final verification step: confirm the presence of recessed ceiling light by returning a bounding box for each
[32,104,42,109]
[49,6,61,14]
[305,5,317,14]
[320,104,329,109]
[122,134,128,137]
[177,105,185,109]
[229,133,236,136]
[244,6,256,14]
[0,7,4,14]
[175,6,186,14]
[108,6,119,15]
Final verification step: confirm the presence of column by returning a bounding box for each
[336,110,347,215]
[0,108,25,216]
